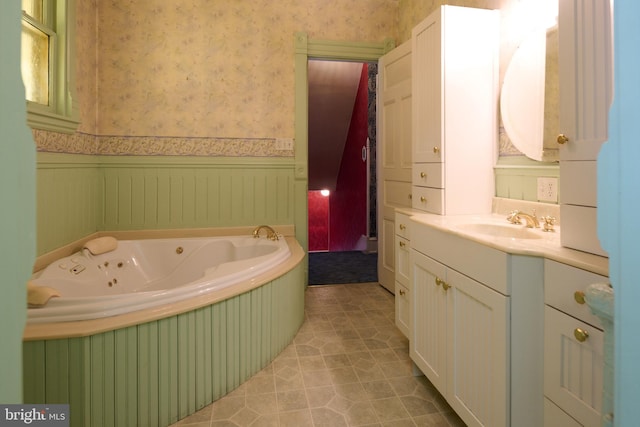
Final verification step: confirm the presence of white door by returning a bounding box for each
[377,40,412,293]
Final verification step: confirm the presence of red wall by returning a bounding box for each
[308,190,329,252]
[329,64,368,252]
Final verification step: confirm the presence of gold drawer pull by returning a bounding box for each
[435,277,443,287]
[399,289,405,296]
[574,291,586,305]
[420,196,427,203]
[442,281,451,291]
[399,224,406,230]
[557,133,569,145]
[574,328,589,342]
[420,172,426,178]
[433,146,440,154]
[399,241,406,248]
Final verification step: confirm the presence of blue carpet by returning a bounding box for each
[308,251,378,285]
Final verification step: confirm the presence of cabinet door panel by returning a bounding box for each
[558,0,613,160]
[395,282,410,338]
[395,235,410,287]
[446,268,509,427]
[410,250,447,392]
[544,306,603,427]
[378,218,396,293]
[544,398,582,427]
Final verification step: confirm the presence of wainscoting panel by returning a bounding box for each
[100,158,295,231]
[36,154,296,256]
[36,153,103,255]
[23,262,305,427]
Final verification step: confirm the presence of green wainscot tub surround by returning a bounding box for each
[23,237,305,427]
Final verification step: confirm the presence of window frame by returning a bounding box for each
[22,0,79,133]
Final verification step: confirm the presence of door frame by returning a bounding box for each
[293,33,394,279]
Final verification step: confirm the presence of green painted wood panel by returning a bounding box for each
[36,154,296,256]
[23,261,304,427]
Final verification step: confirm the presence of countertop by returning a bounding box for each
[401,209,608,277]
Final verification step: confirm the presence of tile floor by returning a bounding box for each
[170,282,466,427]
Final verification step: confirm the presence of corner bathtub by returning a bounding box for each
[23,232,305,427]
[28,235,291,324]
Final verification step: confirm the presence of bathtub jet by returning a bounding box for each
[27,235,291,324]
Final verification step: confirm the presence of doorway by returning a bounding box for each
[307,60,378,284]
[292,33,392,285]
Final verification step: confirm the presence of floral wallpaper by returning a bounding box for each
[39,0,551,158]
[95,1,396,138]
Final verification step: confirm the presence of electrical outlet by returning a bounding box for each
[537,177,558,202]
[275,138,294,151]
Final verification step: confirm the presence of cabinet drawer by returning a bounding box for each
[412,163,443,188]
[395,212,411,239]
[395,235,411,286]
[544,306,603,427]
[412,186,444,214]
[395,281,410,338]
[544,260,608,329]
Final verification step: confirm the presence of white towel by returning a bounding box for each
[27,281,60,308]
[84,236,118,255]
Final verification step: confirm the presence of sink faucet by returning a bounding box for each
[252,225,279,241]
[506,210,540,228]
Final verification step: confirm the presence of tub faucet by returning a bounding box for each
[506,210,540,228]
[252,225,279,241]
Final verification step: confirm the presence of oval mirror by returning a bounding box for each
[501,25,559,162]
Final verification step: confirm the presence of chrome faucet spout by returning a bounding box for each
[506,210,540,228]
[252,225,279,241]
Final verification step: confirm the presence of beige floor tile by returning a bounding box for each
[168,283,466,427]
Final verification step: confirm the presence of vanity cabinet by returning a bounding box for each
[411,5,497,215]
[394,211,411,337]
[544,259,609,427]
[558,0,613,257]
[410,221,544,427]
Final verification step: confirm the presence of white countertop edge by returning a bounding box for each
[406,211,608,277]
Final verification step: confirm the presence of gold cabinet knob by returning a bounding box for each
[399,224,406,230]
[433,146,440,154]
[574,291,586,305]
[557,134,569,145]
[574,328,589,342]
[420,196,427,203]
[435,277,444,287]
[399,289,405,296]
[420,172,427,178]
[399,241,406,248]
[442,281,451,291]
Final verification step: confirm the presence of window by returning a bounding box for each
[21,0,79,133]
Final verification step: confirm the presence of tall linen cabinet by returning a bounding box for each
[411,6,498,215]
[409,5,502,427]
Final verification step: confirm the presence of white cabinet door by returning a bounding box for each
[446,267,509,427]
[377,40,412,293]
[410,249,447,392]
[544,398,582,427]
[558,0,613,161]
[411,249,509,427]
[544,306,604,427]
[395,282,410,338]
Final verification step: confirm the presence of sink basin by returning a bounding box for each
[456,223,543,239]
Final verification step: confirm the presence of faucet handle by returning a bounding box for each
[506,210,521,224]
[542,216,556,232]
